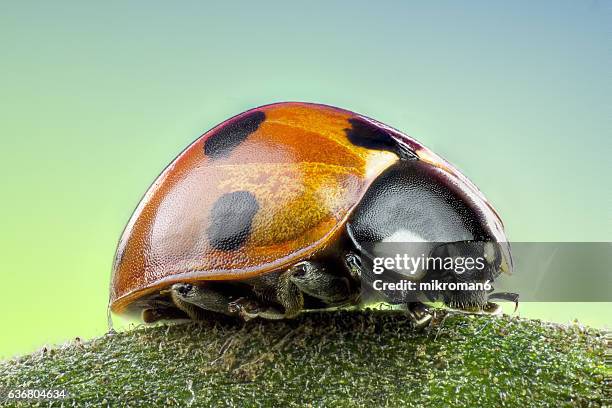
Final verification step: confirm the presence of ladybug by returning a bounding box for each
[109,102,513,326]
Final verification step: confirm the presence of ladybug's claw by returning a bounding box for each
[227,297,260,320]
[228,297,287,321]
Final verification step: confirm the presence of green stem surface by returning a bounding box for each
[0,311,608,407]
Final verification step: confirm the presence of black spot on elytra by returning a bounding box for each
[207,191,259,251]
[344,117,417,160]
[204,111,266,158]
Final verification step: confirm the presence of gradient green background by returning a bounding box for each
[1,1,610,359]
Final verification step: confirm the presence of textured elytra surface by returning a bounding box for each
[0,311,607,407]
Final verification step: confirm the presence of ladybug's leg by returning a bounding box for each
[229,261,358,320]
[169,283,235,320]
[288,261,355,305]
[229,266,307,320]
[227,298,286,321]
[276,267,305,318]
[343,252,363,280]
